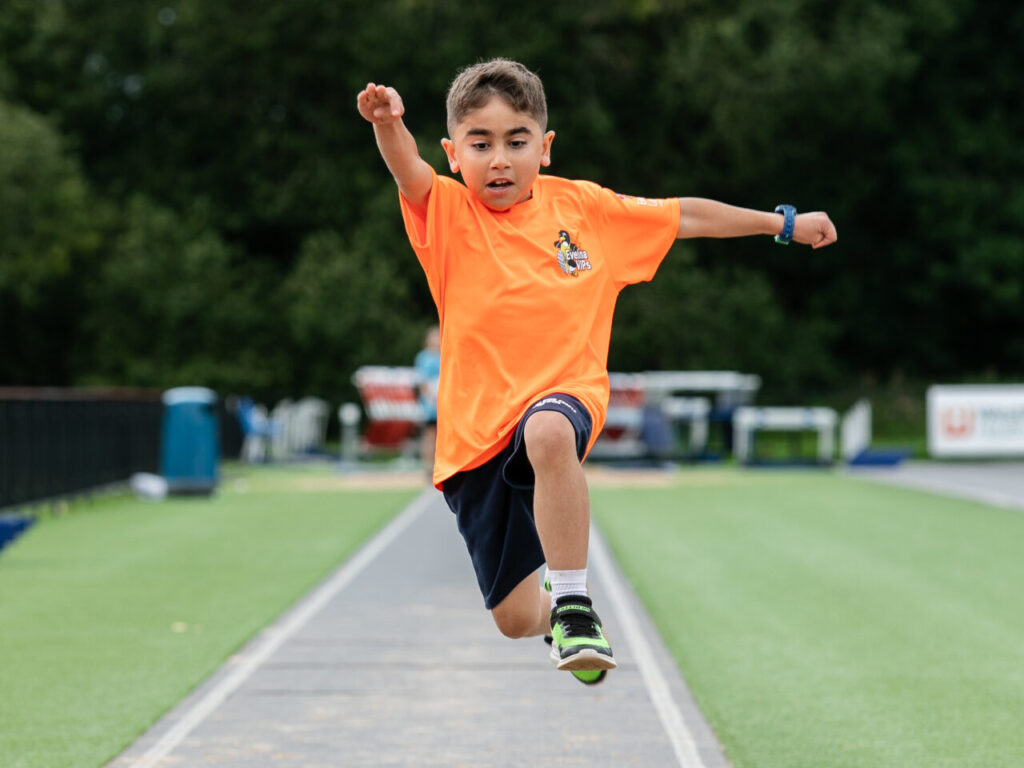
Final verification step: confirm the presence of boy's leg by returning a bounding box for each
[443,445,550,636]
[521,409,615,671]
[490,571,552,639]
[522,410,590,569]
[442,394,611,673]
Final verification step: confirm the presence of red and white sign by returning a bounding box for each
[928,385,1024,457]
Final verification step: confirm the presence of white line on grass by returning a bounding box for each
[126,488,436,768]
[590,524,709,768]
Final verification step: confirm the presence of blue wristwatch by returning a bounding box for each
[774,204,796,245]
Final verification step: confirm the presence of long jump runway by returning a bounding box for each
[109,489,729,768]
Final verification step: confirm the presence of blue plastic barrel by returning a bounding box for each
[160,387,219,494]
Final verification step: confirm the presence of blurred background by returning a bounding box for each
[1,0,1021,440]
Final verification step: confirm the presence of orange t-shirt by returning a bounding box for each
[400,170,680,487]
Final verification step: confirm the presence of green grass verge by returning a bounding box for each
[0,464,416,768]
[592,469,1024,768]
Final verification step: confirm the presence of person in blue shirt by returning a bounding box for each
[414,325,441,476]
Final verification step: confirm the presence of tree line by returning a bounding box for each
[1,0,1021,405]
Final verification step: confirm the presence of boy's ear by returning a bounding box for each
[540,130,555,167]
[440,138,459,172]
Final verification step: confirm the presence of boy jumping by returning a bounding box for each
[357,59,836,685]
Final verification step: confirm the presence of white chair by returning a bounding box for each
[270,399,294,460]
[292,397,330,454]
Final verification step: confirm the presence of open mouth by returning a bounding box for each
[487,179,514,191]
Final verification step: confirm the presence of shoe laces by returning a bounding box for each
[558,608,601,639]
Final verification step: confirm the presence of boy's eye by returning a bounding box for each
[471,142,489,151]
[509,140,527,149]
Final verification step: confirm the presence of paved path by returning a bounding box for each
[849,460,1024,511]
[110,489,729,768]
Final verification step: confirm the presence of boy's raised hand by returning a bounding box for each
[794,212,838,249]
[357,82,405,125]
[357,80,433,209]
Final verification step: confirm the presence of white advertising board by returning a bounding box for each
[927,385,1024,457]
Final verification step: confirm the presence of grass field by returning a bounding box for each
[0,465,416,768]
[592,469,1024,768]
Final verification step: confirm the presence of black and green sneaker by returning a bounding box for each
[549,594,616,672]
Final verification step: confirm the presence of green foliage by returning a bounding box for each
[0,100,89,304]
[0,98,103,383]
[77,195,290,394]
[0,0,1021,404]
[285,203,427,398]
[610,244,837,395]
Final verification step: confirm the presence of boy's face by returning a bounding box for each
[441,96,555,212]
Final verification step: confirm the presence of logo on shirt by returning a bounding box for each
[554,230,592,277]
[535,397,578,414]
[616,194,665,207]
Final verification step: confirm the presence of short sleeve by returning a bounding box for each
[399,168,462,299]
[592,186,681,287]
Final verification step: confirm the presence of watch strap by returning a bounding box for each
[774,204,796,245]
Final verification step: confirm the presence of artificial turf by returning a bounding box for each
[0,465,415,768]
[592,469,1024,768]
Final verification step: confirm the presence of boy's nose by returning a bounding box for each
[490,149,510,168]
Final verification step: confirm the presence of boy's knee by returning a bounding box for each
[491,602,538,639]
[523,411,576,466]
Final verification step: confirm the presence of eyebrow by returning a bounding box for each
[465,126,534,138]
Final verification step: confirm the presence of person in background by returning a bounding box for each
[414,325,441,477]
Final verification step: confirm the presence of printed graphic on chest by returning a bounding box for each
[553,230,592,277]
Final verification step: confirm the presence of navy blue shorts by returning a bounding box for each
[442,394,593,609]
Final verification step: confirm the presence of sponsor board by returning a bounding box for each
[927,384,1024,457]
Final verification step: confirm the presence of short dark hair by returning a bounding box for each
[445,58,547,135]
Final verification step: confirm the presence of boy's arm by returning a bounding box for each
[357,82,434,210]
[677,198,837,249]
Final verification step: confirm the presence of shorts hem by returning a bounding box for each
[482,554,546,610]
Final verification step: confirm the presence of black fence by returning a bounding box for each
[0,388,163,510]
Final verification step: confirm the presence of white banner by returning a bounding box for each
[927,385,1024,457]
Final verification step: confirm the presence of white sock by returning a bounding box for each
[546,568,588,602]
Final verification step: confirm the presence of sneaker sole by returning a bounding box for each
[550,645,618,671]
